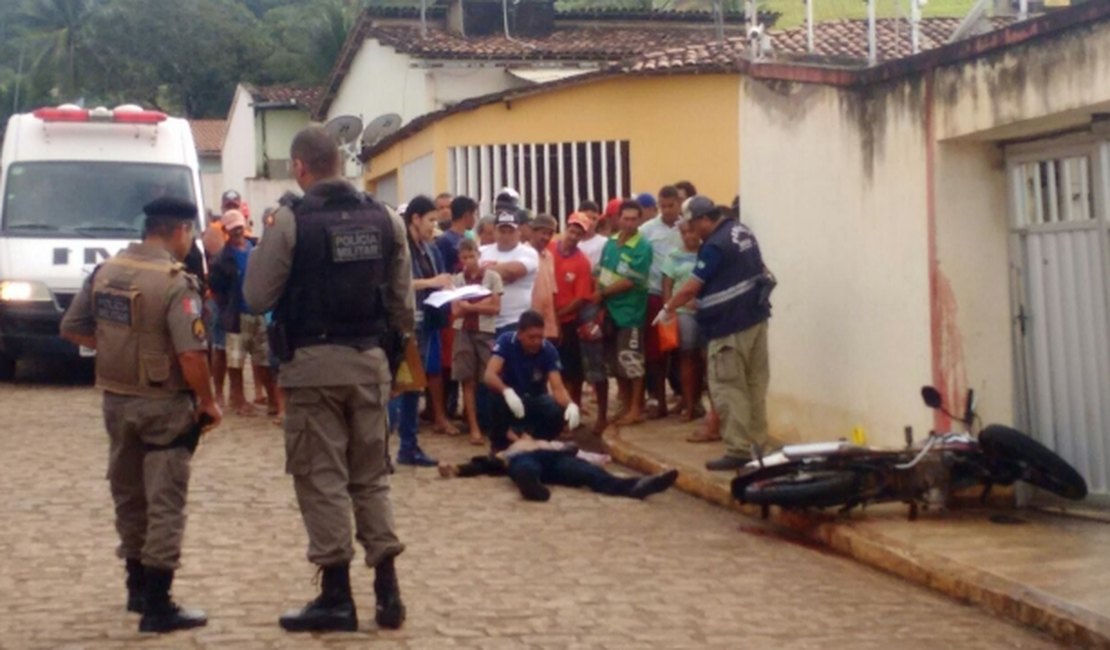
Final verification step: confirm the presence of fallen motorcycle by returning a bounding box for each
[732,386,1087,519]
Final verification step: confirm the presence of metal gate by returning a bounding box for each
[1008,137,1110,499]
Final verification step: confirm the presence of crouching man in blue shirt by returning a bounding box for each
[473,310,678,501]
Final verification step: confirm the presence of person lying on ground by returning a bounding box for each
[438,435,678,503]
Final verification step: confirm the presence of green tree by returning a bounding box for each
[87,0,271,117]
[13,0,101,100]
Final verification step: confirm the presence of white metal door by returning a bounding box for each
[1007,140,1110,496]
[1008,139,1110,498]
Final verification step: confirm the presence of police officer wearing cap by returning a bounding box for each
[243,126,413,633]
[657,196,775,471]
[61,197,222,634]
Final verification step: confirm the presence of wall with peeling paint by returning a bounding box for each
[740,76,935,447]
[935,19,1110,142]
[738,13,1110,447]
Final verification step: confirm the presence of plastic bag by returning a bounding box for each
[657,317,679,353]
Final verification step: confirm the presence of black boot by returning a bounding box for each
[374,556,406,629]
[125,559,144,614]
[279,563,358,632]
[138,567,207,633]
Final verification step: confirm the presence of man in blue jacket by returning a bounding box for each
[658,197,773,471]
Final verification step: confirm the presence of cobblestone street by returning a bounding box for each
[0,366,1060,649]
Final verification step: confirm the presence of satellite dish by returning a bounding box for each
[324,115,363,147]
[361,113,402,149]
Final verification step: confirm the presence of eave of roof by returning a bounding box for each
[313,6,773,120]
[360,62,734,161]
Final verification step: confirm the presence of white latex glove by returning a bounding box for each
[503,388,526,419]
[564,403,581,430]
[651,308,673,327]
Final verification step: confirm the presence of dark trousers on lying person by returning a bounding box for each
[453,450,679,502]
[507,450,642,501]
[455,450,641,501]
[490,392,565,451]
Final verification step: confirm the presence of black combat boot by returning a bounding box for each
[125,558,144,613]
[279,563,358,632]
[138,567,207,633]
[374,556,406,629]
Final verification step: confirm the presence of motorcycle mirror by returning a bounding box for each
[921,386,943,409]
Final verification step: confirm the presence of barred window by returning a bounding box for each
[448,140,631,228]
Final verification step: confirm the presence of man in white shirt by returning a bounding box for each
[480,209,539,335]
[574,201,608,269]
[638,185,683,418]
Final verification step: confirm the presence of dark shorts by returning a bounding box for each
[558,322,583,383]
[608,326,645,380]
[643,294,667,363]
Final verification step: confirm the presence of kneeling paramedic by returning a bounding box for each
[244,126,413,633]
[61,197,222,634]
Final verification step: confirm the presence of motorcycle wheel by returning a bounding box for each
[742,470,859,509]
[731,464,799,502]
[979,425,1088,500]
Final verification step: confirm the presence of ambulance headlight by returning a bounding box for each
[0,281,53,302]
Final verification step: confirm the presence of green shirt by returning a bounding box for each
[661,248,698,315]
[596,232,653,328]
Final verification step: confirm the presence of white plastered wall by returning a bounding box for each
[326,40,429,127]
[221,85,257,205]
[739,77,935,447]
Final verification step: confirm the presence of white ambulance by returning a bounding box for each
[0,104,206,379]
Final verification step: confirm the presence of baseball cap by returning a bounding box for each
[686,196,717,220]
[604,197,623,219]
[636,192,657,209]
[221,189,241,206]
[495,210,519,229]
[222,209,247,231]
[531,214,557,232]
[567,212,592,231]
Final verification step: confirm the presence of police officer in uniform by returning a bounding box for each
[61,197,221,633]
[657,196,774,471]
[243,126,413,633]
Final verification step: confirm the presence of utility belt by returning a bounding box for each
[268,318,382,363]
[289,335,381,352]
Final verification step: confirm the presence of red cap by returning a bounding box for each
[567,212,592,231]
[604,197,623,219]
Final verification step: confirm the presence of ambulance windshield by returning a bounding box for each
[2,162,195,239]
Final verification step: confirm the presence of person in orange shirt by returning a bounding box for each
[551,213,597,413]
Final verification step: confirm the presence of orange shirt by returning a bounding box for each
[551,242,594,324]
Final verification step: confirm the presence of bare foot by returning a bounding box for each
[468,432,485,446]
[591,419,609,437]
[435,420,462,436]
[613,411,645,426]
[438,463,460,478]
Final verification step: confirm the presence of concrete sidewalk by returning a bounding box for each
[604,419,1110,648]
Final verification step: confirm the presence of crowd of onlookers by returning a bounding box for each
[199,181,732,466]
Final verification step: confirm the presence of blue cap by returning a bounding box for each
[636,192,657,209]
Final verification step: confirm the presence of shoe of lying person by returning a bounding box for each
[629,469,679,499]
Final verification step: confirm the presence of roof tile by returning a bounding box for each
[248,84,324,108]
[368,23,746,62]
[188,119,226,154]
[628,17,1015,72]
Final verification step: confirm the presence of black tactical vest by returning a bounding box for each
[279,189,396,351]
